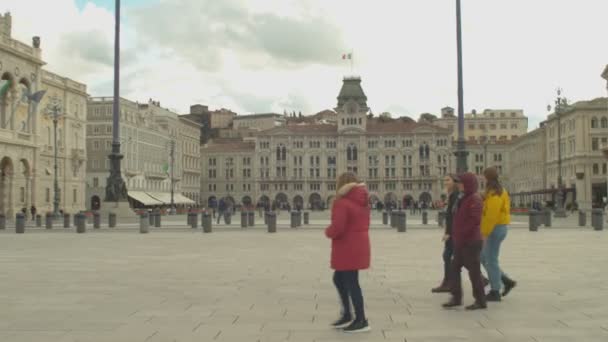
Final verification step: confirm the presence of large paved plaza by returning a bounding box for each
[0,215,607,342]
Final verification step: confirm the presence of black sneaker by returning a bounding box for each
[502,277,517,297]
[343,319,371,333]
[486,290,501,302]
[331,315,352,329]
[465,302,487,310]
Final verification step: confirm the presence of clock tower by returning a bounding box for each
[336,76,369,133]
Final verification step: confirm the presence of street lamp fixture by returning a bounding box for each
[551,88,568,217]
[45,95,63,219]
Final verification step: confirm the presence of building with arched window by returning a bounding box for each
[0,12,87,216]
[200,77,453,210]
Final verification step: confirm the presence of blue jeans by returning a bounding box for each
[481,224,508,291]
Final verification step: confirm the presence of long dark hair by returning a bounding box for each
[484,167,503,196]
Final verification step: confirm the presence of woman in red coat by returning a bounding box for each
[325,172,371,333]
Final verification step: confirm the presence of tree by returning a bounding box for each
[419,113,437,123]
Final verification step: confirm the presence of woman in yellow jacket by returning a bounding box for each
[481,167,517,302]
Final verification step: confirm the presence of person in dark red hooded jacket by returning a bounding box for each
[442,172,487,310]
[325,172,371,333]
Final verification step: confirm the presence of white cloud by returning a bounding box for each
[3,0,607,130]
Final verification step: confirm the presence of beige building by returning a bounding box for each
[86,98,197,210]
[506,127,547,205]
[0,12,87,217]
[178,116,202,204]
[435,107,528,143]
[232,113,285,131]
[543,97,608,209]
[201,77,453,210]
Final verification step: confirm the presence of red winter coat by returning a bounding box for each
[325,183,371,270]
[451,172,483,248]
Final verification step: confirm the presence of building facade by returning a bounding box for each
[435,108,528,143]
[178,116,202,204]
[0,12,87,217]
[200,77,454,210]
[86,98,196,210]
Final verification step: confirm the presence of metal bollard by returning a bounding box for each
[390,211,397,228]
[296,211,302,227]
[75,213,86,233]
[0,213,5,230]
[45,213,53,229]
[382,211,388,225]
[109,213,116,228]
[437,211,445,227]
[290,211,297,228]
[529,210,538,231]
[140,212,149,234]
[148,210,154,225]
[591,209,604,231]
[36,214,42,227]
[397,212,407,233]
[224,212,231,225]
[578,210,586,227]
[16,213,25,233]
[267,212,277,233]
[248,211,254,226]
[422,211,428,225]
[544,210,552,227]
[241,211,248,228]
[190,212,198,229]
[93,212,101,229]
[154,210,161,228]
[303,212,309,225]
[63,213,70,228]
[202,212,212,233]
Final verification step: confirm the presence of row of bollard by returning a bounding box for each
[1,211,116,233]
[383,210,429,232]
[528,209,604,231]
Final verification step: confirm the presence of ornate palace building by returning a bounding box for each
[0,13,88,217]
[200,77,454,210]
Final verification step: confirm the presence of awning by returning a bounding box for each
[174,193,196,205]
[147,192,196,205]
[147,192,172,204]
[128,191,163,206]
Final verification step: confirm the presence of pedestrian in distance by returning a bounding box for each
[325,172,371,333]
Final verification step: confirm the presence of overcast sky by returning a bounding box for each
[3,0,607,130]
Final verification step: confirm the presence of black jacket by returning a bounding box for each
[445,190,461,236]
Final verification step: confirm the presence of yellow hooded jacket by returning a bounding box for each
[481,189,511,238]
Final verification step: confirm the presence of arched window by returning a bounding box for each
[281,146,286,160]
[425,144,430,158]
[591,117,598,128]
[347,144,358,162]
[602,117,608,129]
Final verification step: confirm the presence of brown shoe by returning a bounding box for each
[442,298,462,309]
[431,284,451,293]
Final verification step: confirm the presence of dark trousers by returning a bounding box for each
[441,238,454,283]
[450,241,486,305]
[333,271,366,321]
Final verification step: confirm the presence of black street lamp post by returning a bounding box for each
[46,96,62,218]
[454,0,468,173]
[553,88,567,217]
[105,0,128,202]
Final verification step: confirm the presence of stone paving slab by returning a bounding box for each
[0,228,606,341]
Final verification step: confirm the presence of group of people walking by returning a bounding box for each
[323,167,517,333]
[434,168,516,309]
